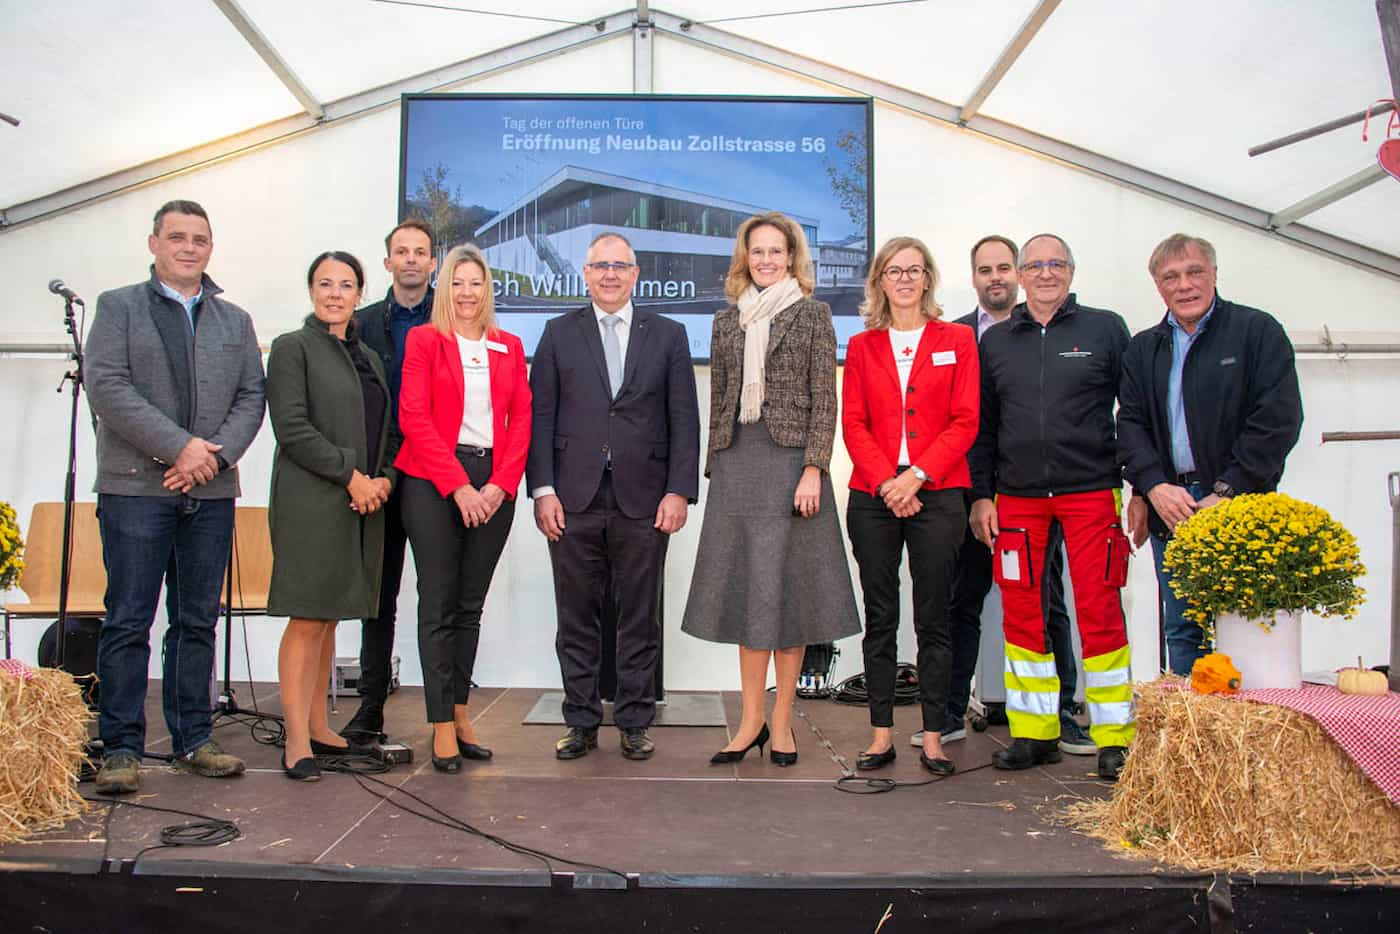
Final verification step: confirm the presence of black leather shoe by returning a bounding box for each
[556,726,599,760]
[710,723,769,764]
[310,737,376,758]
[340,701,386,742]
[431,753,462,773]
[919,752,955,775]
[620,727,655,760]
[283,755,321,782]
[992,737,1062,770]
[1097,745,1128,782]
[855,747,896,771]
[769,729,798,767]
[457,740,493,761]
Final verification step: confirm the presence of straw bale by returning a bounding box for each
[1065,677,1400,874]
[0,667,91,845]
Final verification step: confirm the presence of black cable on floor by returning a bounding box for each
[83,795,242,868]
[348,771,632,884]
[833,759,999,795]
[828,663,921,706]
[316,753,390,775]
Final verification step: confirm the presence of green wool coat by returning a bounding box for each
[265,314,397,620]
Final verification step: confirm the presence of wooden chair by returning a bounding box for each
[2,502,107,658]
[223,506,272,616]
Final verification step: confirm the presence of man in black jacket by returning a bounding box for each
[927,235,1090,758]
[1118,233,1302,676]
[969,233,1135,781]
[341,219,437,741]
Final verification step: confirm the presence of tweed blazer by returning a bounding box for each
[86,268,266,499]
[707,296,838,477]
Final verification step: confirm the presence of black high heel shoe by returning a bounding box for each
[710,723,770,764]
[769,729,798,767]
[283,755,321,782]
[310,737,376,758]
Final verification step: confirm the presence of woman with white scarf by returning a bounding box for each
[682,212,860,767]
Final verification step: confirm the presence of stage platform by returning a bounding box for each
[0,683,1393,933]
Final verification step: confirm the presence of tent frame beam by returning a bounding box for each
[0,14,628,231]
[211,0,324,120]
[658,10,1400,278]
[958,0,1061,124]
[634,1,654,92]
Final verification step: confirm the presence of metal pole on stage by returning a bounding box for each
[51,283,87,675]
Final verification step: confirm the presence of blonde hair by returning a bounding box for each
[1148,233,1217,277]
[430,244,497,337]
[723,212,816,302]
[859,236,943,330]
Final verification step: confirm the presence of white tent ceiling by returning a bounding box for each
[4,0,1398,269]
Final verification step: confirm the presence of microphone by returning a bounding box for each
[48,279,84,304]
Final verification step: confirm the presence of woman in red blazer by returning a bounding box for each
[841,236,979,776]
[395,243,531,773]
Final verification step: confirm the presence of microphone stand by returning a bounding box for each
[54,295,84,675]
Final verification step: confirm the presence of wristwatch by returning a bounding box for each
[910,466,928,482]
[1212,480,1235,499]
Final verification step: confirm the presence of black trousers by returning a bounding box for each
[550,473,667,730]
[946,517,1075,722]
[356,485,408,706]
[847,488,966,733]
[400,448,515,723]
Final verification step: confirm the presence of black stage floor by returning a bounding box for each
[0,683,1393,933]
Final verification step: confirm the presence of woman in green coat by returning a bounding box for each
[266,251,396,781]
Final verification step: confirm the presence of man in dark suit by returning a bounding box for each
[528,232,701,760]
[929,235,1088,757]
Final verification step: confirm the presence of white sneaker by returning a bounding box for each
[909,730,925,747]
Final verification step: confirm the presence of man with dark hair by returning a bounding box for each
[341,218,439,741]
[528,231,700,761]
[1118,233,1302,676]
[918,235,1092,758]
[87,200,265,794]
[969,233,1136,782]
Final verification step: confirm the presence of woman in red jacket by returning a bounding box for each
[842,236,979,776]
[396,243,531,773]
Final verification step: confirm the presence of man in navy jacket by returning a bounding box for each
[1118,233,1303,676]
[527,232,700,761]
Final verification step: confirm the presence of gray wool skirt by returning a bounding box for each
[681,421,862,650]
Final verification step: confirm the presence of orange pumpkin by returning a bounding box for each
[1191,653,1242,695]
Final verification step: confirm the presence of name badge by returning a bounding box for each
[486,339,508,354]
[932,350,957,366]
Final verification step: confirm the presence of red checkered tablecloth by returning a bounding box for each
[0,658,36,680]
[1242,683,1400,805]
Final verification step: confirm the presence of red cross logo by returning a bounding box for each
[901,345,913,357]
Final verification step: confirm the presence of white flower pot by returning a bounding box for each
[1213,609,1302,690]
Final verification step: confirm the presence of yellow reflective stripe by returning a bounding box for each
[1007,707,1060,740]
[1113,488,1123,512]
[1085,681,1133,705]
[1005,643,1055,664]
[1084,667,1130,689]
[1007,674,1060,695]
[1090,720,1136,747]
[1088,700,1134,726]
[1083,644,1131,674]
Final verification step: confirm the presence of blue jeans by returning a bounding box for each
[96,494,233,757]
[1150,481,1208,676]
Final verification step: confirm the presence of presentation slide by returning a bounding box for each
[398,94,874,361]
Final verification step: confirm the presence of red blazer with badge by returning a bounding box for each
[842,318,979,495]
[395,323,532,498]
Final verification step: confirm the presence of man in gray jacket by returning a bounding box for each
[86,200,265,794]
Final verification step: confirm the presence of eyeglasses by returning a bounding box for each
[1019,260,1071,274]
[882,265,927,281]
[585,261,635,272]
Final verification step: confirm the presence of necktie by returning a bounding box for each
[602,314,624,398]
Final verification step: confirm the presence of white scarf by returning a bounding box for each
[736,276,804,424]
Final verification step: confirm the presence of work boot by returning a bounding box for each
[95,751,140,795]
[992,737,1062,770]
[1097,745,1128,782]
[555,726,599,760]
[340,699,386,742]
[177,740,246,778]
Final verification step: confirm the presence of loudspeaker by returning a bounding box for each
[38,616,101,708]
